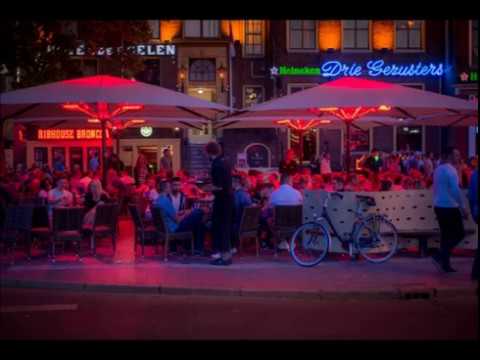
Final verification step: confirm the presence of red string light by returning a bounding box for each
[276,119,331,131]
[311,105,391,122]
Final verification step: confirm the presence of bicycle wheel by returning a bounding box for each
[354,215,398,263]
[290,222,330,267]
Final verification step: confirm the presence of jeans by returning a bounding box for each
[176,209,206,252]
[434,207,465,268]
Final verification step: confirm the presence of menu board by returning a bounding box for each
[246,144,270,168]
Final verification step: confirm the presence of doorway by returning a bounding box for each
[187,87,216,143]
[138,146,158,174]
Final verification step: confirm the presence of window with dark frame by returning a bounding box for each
[289,20,316,50]
[189,59,216,82]
[472,20,478,67]
[184,20,219,38]
[148,20,160,39]
[395,20,423,50]
[343,20,370,50]
[245,20,264,56]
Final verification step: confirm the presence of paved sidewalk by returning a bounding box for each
[1,256,477,300]
[1,217,477,300]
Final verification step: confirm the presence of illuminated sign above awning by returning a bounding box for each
[37,129,109,140]
[69,43,176,57]
[270,59,447,78]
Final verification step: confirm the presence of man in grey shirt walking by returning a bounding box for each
[432,147,469,273]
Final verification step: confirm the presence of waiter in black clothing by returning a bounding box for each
[204,141,233,266]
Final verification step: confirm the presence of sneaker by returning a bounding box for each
[210,257,233,266]
[444,266,457,273]
[210,252,221,260]
[277,240,290,251]
[231,248,238,255]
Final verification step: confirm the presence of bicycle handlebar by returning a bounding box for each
[331,192,344,200]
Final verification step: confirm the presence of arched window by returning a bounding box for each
[189,59,216,82]
[245,143,271,168]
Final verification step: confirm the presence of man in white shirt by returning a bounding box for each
[48,178,74,216]
[270,173,303,207]
[432,147,468,273]
[119,170,135,187]
[269,173,303,250]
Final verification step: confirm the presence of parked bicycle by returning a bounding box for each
[290,192,398,267]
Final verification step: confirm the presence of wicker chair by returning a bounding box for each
[91,203,119,256]
[151,207,193,262]
[51,207,85,262]
[128,204,159,258]
[238,206,262,257]
[272,205,303,257]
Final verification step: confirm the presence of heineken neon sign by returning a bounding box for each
[460,71,478,82]
[270,59,446,78]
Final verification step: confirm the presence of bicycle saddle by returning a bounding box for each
[355,195,376,206]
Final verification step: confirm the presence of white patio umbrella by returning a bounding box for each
[0,75,230,180]
[219,77,477,172]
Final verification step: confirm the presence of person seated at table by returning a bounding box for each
[83,178,111,230]
[153,180,206,255]
[70,164,83,193]
[322,174,334,192]
[47,177,74,217]
[268,172,280,189]
[167,177,187,213]
[231,175,253,253]
[279,149,299,176]
[38,178,53,204]
[332,176,345,192]
[344,174,361,192]
[144,176,160,203]
[364,148,383,175]
[79,171,94,193]
[391,176,404,191]
[119,170,135,187]
[267,173,303,251]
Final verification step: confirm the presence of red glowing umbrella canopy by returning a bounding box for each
[0,75,230,127]
[0,75,230,180]
[220,77,476,126]
[218,77,477,170]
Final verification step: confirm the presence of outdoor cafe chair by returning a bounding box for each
[51,207,85,263]
[150,207,194,262]
[1,205,32,264]
[30,204,52,252]
[238,206,262,257]
[91,203,119,256]
[128,203,159,258]
[272,205,303,257]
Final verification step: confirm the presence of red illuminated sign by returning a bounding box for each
[37,129,109,140]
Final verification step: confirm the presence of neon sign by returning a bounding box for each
[38,129,109,140]
[460,71,478,82]
[270,59,446,78]
[321,60,445,77]
[275,66,321,76]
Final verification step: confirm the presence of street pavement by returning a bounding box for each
[0,287,477,340]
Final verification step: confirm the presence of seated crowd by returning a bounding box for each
[0,147,477,256]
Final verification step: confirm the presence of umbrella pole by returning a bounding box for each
[101,119,107,185]
[299,130,304,164]
[345,121,351,177]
